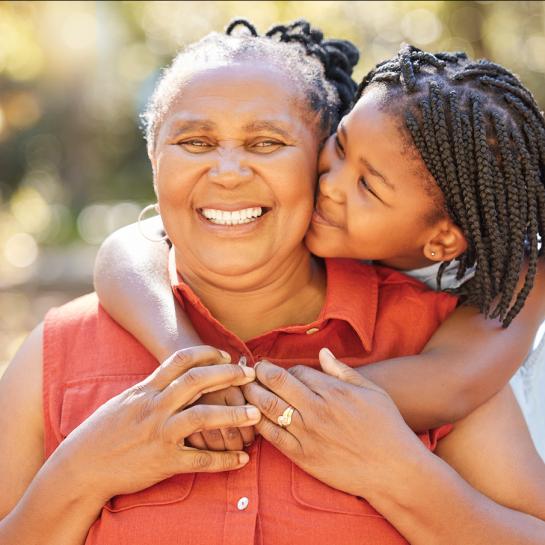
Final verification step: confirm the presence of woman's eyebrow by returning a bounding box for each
[242,121,291,139]
[360,157,395,190]
[169,120,216,137]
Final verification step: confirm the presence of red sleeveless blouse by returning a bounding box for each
[43,259,457,545]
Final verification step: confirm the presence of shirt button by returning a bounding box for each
[237,497,249,510]
[306,327,320,335]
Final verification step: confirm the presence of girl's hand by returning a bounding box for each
[242,349,424,500]
[187,386,256,451]
[53,346,261,504]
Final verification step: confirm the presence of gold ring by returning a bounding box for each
[277,405,295,428]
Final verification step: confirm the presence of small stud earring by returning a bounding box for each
[431,251,436,257]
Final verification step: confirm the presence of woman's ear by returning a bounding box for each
[423,220,467,262]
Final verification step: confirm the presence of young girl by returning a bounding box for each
[95,38,545,456]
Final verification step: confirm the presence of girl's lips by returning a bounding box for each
[312,207,342,228]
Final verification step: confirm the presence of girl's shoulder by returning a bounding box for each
[403,261,476,291]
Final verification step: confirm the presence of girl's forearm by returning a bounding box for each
[0,451,106,545]
[356,304,539,431]
[366,446,545,545]
[94,220,200,362]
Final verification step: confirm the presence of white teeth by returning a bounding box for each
[200,207,264,225]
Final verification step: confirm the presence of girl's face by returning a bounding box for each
[305,87,449,270]
[151,62,320,279]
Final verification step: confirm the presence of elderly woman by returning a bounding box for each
[1,20,544,545]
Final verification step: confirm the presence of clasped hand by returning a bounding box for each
[54,346,261,503]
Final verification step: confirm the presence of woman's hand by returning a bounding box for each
[186,386,256,451]
[54,345,261,504]
[242,348,425,500]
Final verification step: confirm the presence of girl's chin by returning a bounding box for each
[303,233,332,258]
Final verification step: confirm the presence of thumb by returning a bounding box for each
[319,348,363,384]
[319,348,376,389]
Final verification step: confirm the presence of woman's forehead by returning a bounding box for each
[160,63,312,135]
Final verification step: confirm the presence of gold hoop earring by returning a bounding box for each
[137,204,168,242]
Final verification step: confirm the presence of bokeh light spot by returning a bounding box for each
[4,232,39,268]
[401,9,443,46]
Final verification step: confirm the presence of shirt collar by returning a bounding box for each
[169,251,377,352]
[319,258,377,352]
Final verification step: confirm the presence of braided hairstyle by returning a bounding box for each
[143,18,359,150]
[356,45,545,326]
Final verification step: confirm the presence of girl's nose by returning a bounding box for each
[318,170,346,204]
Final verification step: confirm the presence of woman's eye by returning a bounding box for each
[251,140,283,153]
[178,139,213,152]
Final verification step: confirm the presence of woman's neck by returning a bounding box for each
[176,248,326,341]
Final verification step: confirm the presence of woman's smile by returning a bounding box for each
[152,62,320,278]
[196,204,272,236]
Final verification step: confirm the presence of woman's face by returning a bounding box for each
[152,62,320,278]
[305,87,447,270]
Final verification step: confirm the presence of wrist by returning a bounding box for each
[362,438,438,510]
[46,441,112,507]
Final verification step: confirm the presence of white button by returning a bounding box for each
[306,327,320,335]
[237,496,249,510]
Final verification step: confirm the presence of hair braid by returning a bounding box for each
[356,45,545,325]
[261,19,359,119]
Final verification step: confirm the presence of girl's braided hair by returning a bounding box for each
[143,18,359,149]
[357,45,545,327]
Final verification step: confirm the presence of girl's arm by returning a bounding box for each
[94,218,200,361]
[357,259,545,431]
[95,222,545,432]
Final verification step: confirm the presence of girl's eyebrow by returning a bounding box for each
[338,122,395,191]
[360,157,395,190]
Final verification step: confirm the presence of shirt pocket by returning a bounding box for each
[291,463,385,518]
[60,376,195,512]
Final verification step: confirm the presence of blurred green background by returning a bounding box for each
[1,0,545,371]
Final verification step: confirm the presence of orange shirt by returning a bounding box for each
[43,258,457,545]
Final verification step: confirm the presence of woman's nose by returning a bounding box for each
[208,150,252,186]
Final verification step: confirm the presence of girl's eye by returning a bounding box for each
[359,176,381,201]
[334,134,344,157]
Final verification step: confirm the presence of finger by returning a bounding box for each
[224,387,255,446]
[166,404,261,442]
[240,424,255,446]
[201,428,227,451]
[319,348,386,393]
[159,364,256,412]
[186,432,207,450]
[220,427,244,451]
[255,416,300,455]
[253,360,316,409]
[145,345,232,391]
[183,449,250,473]
[243,381,302,430]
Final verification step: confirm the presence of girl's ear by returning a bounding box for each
[423,220,467,262]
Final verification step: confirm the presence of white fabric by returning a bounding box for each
[405,261,545,461]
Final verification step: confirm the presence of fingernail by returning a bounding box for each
[238,355,248,366]
[322,347,335,359]
[241,366,256,378]
[220,350,231,360]
[238,452,249,464]
[246,406,260,419]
